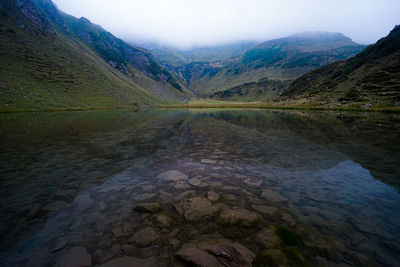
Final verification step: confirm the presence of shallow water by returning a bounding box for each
[0,109,399,266]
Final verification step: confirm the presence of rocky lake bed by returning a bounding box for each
[0,109,399,266]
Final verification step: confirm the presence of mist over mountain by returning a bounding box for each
[143,31,365,99]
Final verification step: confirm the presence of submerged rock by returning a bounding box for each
[157,170,188,181]
[44,201,68,212]
[176,196,217,221]
[261,189,287,202]
[201,159,217,164]
[188,178,202,187]
[175,239,255,267]
[133,202,161,213]
[256,226,280,248]
[207,191,220,202]
[244,178,263,187]
[134,193,157,201]
[129,227,159,247]
[255,249,289,267]
[99,256,158,267]
[155,214,172,228]
[49,238,69,253]
[55,246,91,267]
[174,181,191,189]
[219,207,260,225]
[252,204,278,216]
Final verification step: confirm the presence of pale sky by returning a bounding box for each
[53,0,400,49]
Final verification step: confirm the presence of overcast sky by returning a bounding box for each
[53,0,399,49]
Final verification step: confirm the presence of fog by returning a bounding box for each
[53,0,399,49]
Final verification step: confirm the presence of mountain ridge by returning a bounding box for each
[0,0,192,111]
[281,25,400,108]
[146,31,366,98]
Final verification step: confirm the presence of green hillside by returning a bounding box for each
[282,26,400,109]
[210,78,291,101]
[0,0,192,112]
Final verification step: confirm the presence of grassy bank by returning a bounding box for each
[158,100,400,113]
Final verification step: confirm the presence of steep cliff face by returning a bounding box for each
[282,26,400,108]
[0,0,192,111]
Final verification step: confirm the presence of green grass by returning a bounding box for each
[158,99,400,112]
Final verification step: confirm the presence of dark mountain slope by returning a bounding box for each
[282,26,400,108]
[210,78,291,101]
[0,0,191,111]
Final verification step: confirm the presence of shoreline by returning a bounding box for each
[1,103,399,113]
[158,103,400,113]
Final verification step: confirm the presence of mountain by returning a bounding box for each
[140,41,256,66]
[192,32,366,98]
[281,26,400,109]
[0,0,192,111]
[210,78,291,101]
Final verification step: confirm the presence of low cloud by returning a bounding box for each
[53,0,400,48]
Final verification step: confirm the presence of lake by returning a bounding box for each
[0,109,399,266]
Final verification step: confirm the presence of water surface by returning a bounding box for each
[0,109,399,266]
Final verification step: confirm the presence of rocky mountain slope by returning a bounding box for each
[149,32,365,98]
[281,26,400,109]
[0,0,192,111]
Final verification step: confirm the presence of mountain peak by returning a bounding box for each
[289,31,351,41]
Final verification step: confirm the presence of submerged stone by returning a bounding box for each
[44,201,68,212]
[207,191,220,202]
[129,227,159,247]
[254,249,289,267]
[134,193,157,201]
[256,226,280,248]
[177,196,218,221]
[219,207,260,225]
[157,170,188,181]
[174,180,191,189]
[49,238,69,253]
[261,189,287,202]
[201,159,217,164]
[252,204,278,216]
[175,239,255,267]
[244,178,263,187]
[99,256,158,267]
[188,178,202,187]
[156,214,172,228]
[133,202,162,213]
[55,246,91,267]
